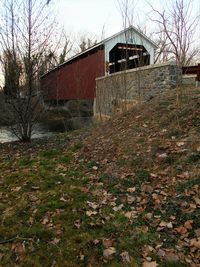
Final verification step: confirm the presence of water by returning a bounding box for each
[0,124,56,143]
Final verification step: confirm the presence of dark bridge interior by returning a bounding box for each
[109,43,150,74]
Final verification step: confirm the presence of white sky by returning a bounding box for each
[56,0,162,39]
[56,0,200,41]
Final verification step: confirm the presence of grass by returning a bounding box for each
[1,87,200,266]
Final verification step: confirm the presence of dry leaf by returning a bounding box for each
[120,251,131,262]
[127,195,135,204]
[143,261,158,267]
[11,186,22,192]
[113,204,123,211]
[127,187,136,193]
[164,251,179,262]
[28,216,34,225]
[184,220,193,230]
[190,238,200,249]
[11,243,25,255]
[103,247,116,259]
[175,226,188,235]
[194,197,200,205]
[86,210,97,216]
[102,238,116,248]
[50,238,60,245]
[195,228,200,237]
[74,220,81,229]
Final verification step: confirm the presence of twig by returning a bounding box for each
[0,236,17,244]
[0,235,35,244]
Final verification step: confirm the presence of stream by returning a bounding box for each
[0,124,60,143]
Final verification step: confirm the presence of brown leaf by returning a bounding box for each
[11,243,25,255]
[175,226,188,235]
[184,220,193,230]
[86,210,97,216]
[50,238,60,245]
[164,251,179,262]
[127,195,135,204]
[28,216,34,225]
[80,187,89,193]
[159,221,173,229]
[143,261,158,267]
[103,247,116,259]
[120,251,131,263]
[190,238,200,249]
[127,187,136,193]
[194,197,200,206]
[74,220,81,229]
[102,238,116,248]
[11,186,22,192]
[195,228,200,237]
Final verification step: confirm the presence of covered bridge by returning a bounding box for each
[41,26,157,107]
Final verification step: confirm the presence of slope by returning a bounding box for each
[0,86,200,267]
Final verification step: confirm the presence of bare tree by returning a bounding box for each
[0,0,56,141]
[74,32,98,54]
[150,0,200,66]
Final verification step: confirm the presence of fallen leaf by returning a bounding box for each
[113,204,124,211]
[190,238,200,249]
[159,221,173,229]
[103,247,116,259]
[74,220,81,229]
[11,186,21,192]
[127,195,135,204]
[175,226,188,235]
[50,238,60,245]
[127,187,136,193]
[184,220,193,230]
[28,216,34,225]
[195,228,200,237]
[164,251,179,262]
[102,238,116,248]
[86,210,97,216]
[92,166,98,170]
[194,197,200,206]
[11,243,25,255]
[120,251,131,263]
[143,261,158,267]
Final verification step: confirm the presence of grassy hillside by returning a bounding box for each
[0,86,200,266]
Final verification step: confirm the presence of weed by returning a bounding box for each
[37,200,66,218]
[86,160,99,169]
[166,129,183,139]
[130,155,143,167]
[176,177,200,193]
[135,170,150,184]
[70,142,83,152]
[187,153,200,163]
[40,148,61,158]
[59,154,71,164]
[160,261,188,267]
[163,155,176,165]
[22,223,53,241]
[18,157,35,167]
[116,157,127,166]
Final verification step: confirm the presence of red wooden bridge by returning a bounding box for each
[182,64,200,81]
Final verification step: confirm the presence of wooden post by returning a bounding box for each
[196,64,200,87]
[197,64,200,81]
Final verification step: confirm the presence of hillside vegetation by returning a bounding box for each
[0,86,200,267]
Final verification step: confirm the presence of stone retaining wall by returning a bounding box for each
[95,62,182,117]
[182,74,196,86]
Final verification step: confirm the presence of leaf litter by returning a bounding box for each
[0,87,200,266]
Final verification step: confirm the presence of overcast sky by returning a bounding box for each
[56,0,162,39]
[56,0,200,41]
